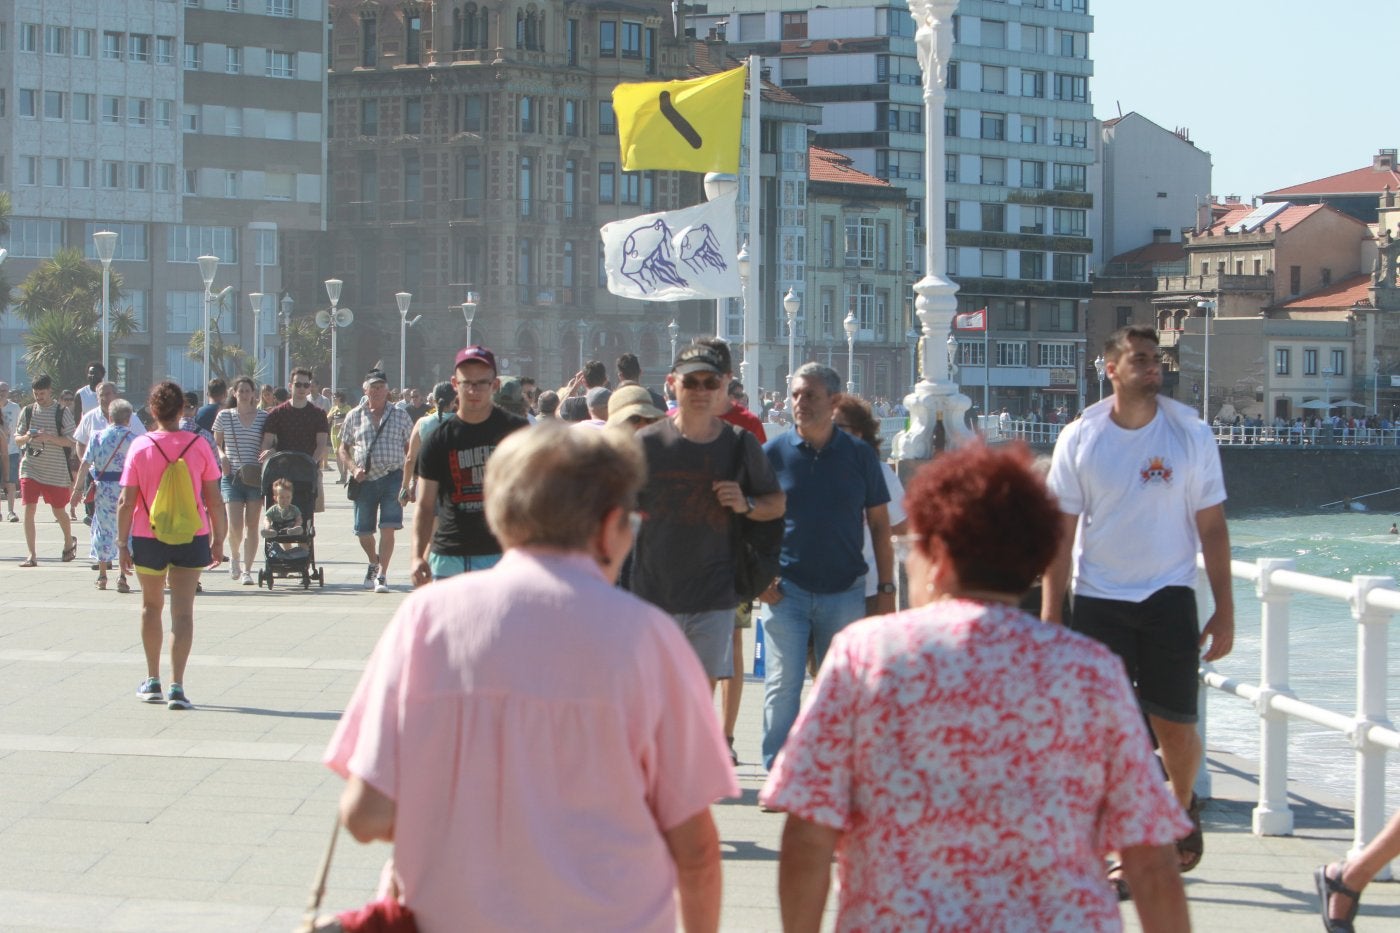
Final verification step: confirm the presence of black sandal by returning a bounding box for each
[1106,861,1131,901]
[61,537,77,562]
[1177,792,1203,873]
[1315,862,1361,933]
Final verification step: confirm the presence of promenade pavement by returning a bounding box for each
[0,488,1398,930]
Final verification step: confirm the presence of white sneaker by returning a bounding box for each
[363,563,378,590]
[241,571,254,586]
[374,576,390,594]
[230,560,240,579]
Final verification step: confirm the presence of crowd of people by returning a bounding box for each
[14,327,1392,931]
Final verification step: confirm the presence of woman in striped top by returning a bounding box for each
[213,376,268,586]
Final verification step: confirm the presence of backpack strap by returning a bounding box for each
[138,434,202,517]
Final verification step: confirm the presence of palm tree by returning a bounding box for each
[286,317,331,377]
[17,247,132,389]
[184,288,245,380]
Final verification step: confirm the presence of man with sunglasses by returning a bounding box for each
[409,345,528,587]
[630,344,785,695]
[260,367,331,511]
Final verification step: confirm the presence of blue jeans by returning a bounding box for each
[351,469,404,537]
[761,577,865,769]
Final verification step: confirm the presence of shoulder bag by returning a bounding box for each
[726,427,784,602]
[297,815,417,933]
[346,409,390,502]
[225,411,262,487]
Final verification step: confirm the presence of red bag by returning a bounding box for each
[298,817,417,933]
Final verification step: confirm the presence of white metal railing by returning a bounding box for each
[1197,556,1400,864]
[1209,424,1400,447]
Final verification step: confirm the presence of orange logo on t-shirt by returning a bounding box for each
[1139,456,1173,486]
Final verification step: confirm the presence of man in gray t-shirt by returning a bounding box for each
[15,374,77,566]
[629,344,784,687]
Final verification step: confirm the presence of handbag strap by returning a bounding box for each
[357,406,393,470]
[299,814,342,930]
[96,429,131,475]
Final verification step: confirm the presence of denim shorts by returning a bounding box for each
[352,469,404,537]
[220,475,263,503]
[7,451,18,483]
[427,551,501,580]
[130,534,212,575]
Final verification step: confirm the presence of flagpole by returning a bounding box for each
[741,54,760,391]
[984,324,989,413]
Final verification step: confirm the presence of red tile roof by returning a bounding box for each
[1108,240,1185,265]
[1264,164,1400,198]
[809,146,891,188]
[1194,202,1366,237]
[1272,273,1374,310]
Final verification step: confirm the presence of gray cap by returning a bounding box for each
[585,385,612,411]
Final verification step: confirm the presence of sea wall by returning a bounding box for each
[1217,447,1400,515]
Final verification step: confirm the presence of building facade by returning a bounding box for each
[1099,112,1211,263]
[0,0,327,393]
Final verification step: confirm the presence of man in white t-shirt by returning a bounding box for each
[74,362,104,415]
[0,383,18,521]
[1043,324,1234,880]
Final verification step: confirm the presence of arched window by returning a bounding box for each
[516,11,526,49]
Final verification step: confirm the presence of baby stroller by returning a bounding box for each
[256,451,325,589]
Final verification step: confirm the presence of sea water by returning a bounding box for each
[1216,511,1400,813]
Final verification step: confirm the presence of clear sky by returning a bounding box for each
[1091,0,1393,201]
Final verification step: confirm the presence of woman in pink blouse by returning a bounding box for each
[325,423,738,932]
[762,443,1190,932]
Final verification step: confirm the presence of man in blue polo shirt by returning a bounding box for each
[760,362,894,770]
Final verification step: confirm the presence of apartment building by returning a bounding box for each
[0,0,327,392]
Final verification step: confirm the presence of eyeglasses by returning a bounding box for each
[292,382,312,389]
[459,378,494,391]
[681,375,722,391]
[891,533,924,565]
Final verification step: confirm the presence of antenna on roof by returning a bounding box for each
[1116,100,1122,118]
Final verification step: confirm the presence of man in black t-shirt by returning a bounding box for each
[410,345,528,585]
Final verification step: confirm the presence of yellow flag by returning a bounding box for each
[614,64,746,174]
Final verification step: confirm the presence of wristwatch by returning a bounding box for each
[876,582,896,595]
[744,495,756,514]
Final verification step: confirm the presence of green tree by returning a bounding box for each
[184,288,245,381]
[17,247,134,390]
[285,317,331,378]
[0,191,13,310]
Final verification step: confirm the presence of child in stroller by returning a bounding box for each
[257,451,325,588]
[262,479,309,562]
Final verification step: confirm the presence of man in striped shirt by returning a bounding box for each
[15,374,78,567]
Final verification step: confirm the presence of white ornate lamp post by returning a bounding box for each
[92,231,117,377]
[396,291,419,390]
[737,242,752,389]
[1094,353,1106,401]
[280,294,293,385]
[893,0,972,459]
[324,278,344,400]
[843,311,858,395]
[668,318,679,363]
[197,255,220,390]
[461,292,478,346]
[907,325,920,392]
[248,292,264,379]
[783,288,800,390]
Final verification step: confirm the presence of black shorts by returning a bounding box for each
[1071,586,1199,724]
[130,534,212,575]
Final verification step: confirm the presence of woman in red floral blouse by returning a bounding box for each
[762,443,1191,932]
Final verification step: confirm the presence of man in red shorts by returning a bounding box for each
[15,374,77,566]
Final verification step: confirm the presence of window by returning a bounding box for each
[645,27,656,75]
[980,157,1005,186]
[463,95,485,133]
[44,25,66,55]
[155,164,173,192]
[563,159,577,218]
[1038,302,1076,331]
[102,161,123,189]
[1054,74,1087,102]
[1052,253,1086,281]
[266,50,294,78]
[1020,251,1044,279]
[519,96,535,133]
[42,158,65,187]
[845,217,876,267]
[598,161,615,203]
[1275,348,1290,375]
[562,99,580,137]
[167,225,238,263]
[958,342,986,367]
[264,172,293,200]
[405,14,421,64]
[166,292,204,333]
[981,203,1005,232]
[1055,118,1088,147]
[566,18,579,65]
[1053,208,1086,236]
[226,0,241,9]
[265,110,293,138]
[1021,69,1044,98]
[1038,342,1075,367]
[102,96,122,125]
[944,108,958,137]
[620,169,640,204]
[877,222,891,270]
[1021,115,1044,144]
[1057,29,1088,58]
[225,107,241,136]
[945,200,959,231]
[1331,349,1346,377]
[184,169,198,195]
[461,153,483,215]
[129,33,151,62]
[1303,348,1318,376]
[1020,160,1045,189]
[183,41,200,69]
[982,20,1006,48]
[1020,206,1045,234]
[225,46,241,73]
[73,93,93,122]
[981,111,1005,140]
[223,171,239,197]
[945,153,958,182]
[361,100,378,136]
[156,99,173,128]
[267,0,295,16]
[182,105,201,132]
[782,11,808,39]
[599,22,616,57]
[1053,163,1086,191]
[404,97,422,134]
[981,250,1006,277]
[43,91,64,120]
[19,23,38,52]
[947,61,959,89]
[73,159,91,188]
[127,97,149,127]
[516,238,533,304]
[597,99,615,134]
[996,341,1028,367]
[404,154,422,218]
[18,89,35,118]
[781,57,808,87]
[3,219,64,256]
[982,65,1005,94]
[155,36,173,64]
[104,30,126,60]
[1021,24,1045,52]
[621,22,641,57]
[361,16,377,67]
[1290,265,1301,294]
[129,163,149,191]
[76,29,94,58]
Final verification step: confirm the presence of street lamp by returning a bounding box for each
[198,255,220,390]
[92,231,117,377]
[1076,343,1086,415]
[324,278,343,400]
[1197,298,1216,421]
[1094,354,1106,401]
[461,291,478,345]
[737,241,752,389]
[843,310,858,395]
[396,291,419,391]
[248,292,264,380]
[280,294,293,385]
[1373,358,1381,418]
[667,318,679,363]
[783,287,800,391]
[1322,368,1335,421]
[577,319,590,371]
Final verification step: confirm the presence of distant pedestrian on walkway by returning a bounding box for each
[213,377,268,585]
[340,369,413,593]
[70,398,137,593]
[764,443,1190,932]
[326,423,737,930]
[1317,807,1400,931]
[118,381,226,711]
[15,374,78,566]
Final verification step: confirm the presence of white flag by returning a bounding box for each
[600,192,741,302]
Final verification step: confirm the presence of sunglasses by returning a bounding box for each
[681,375,722,391]
[292,381,312,389]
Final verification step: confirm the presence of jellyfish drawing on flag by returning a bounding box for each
[620,219,689,293]
[678,224,728,277]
